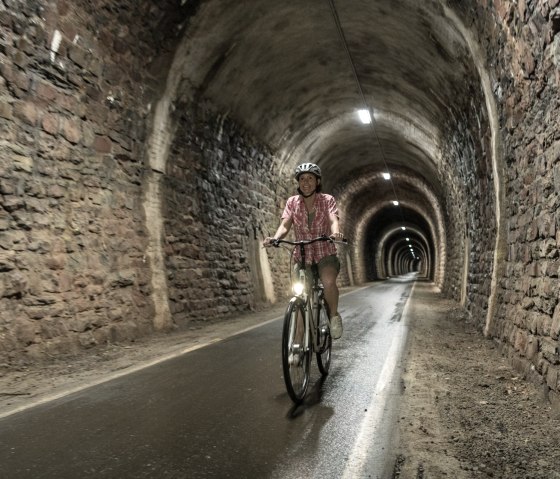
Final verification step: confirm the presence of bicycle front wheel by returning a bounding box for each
[316,298,332,375]
[282,298,310,403]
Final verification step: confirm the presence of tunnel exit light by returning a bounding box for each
[382,172,391,180]
[358,109,372,124]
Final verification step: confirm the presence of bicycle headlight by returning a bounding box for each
[292,281,304,296]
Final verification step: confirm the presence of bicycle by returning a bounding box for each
[271,235,345,403]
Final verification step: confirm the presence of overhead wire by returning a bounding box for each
[327,0,407,226]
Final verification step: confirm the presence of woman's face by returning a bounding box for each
[298,173,319,195]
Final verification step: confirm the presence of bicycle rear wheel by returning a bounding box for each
[282,298,310,403]
[316,298,332,375]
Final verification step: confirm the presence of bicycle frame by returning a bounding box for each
[292,268,318,355]
[273,235,339,403]
[284,238,327,354]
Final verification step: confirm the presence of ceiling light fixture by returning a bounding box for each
[358,109,372,124]
[382,172,391,180]
[392,200,399,206]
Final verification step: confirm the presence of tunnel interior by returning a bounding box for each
[142,0,483,322]
[1,0,559,403]
[0,0,513,344]
[363,206,435,281]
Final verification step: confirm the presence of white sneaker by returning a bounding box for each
[330,314,343,339]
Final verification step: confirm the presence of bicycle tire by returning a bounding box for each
[282,298,311,403]
[316,297,332,375]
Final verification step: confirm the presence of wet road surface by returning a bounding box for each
[0,275,416,479]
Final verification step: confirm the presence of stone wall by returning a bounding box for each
[0,0,304,363]
[458,0,560,404]
[439,89,496,324]
[4,0,558,410]
[0,0,188,363]
[161,99,289,325]
[499,1,560,405]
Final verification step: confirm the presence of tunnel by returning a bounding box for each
[0,0,559,406]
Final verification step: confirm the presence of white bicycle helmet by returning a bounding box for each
[294,162,322,179]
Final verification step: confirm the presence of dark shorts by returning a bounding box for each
[293,254,340,283]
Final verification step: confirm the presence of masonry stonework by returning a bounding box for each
[0,0,187,362]
[453,0,560,405]
[1,0,560,409]
[161,99,287,325]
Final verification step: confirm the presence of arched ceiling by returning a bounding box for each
[166,0,484,283]
[176,0,473,157]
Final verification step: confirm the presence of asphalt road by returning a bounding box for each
[0,275,416,479]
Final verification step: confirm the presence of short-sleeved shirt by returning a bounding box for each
[281,193,339,264]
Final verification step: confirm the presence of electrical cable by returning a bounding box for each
[327,0,407,225]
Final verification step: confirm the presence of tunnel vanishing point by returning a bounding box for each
[0,0,559,405]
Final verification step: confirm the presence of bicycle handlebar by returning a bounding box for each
[271,235,348,247]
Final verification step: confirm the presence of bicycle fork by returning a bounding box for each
[289,273,322,361]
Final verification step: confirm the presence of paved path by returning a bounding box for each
[0,276,416,479]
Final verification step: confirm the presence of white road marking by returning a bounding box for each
[342,282,415,478]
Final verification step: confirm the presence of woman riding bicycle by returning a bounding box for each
[263,162,344,339]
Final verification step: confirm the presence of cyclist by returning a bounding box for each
[263,162,344,339]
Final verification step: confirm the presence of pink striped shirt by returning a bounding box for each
[281,193,339,264]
